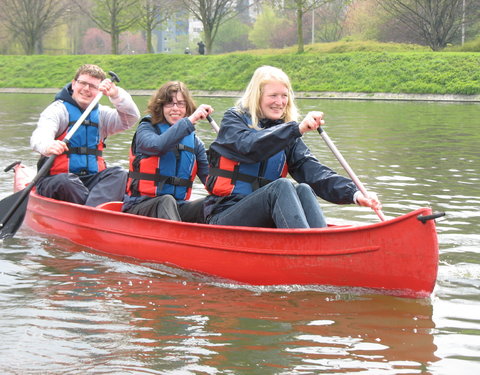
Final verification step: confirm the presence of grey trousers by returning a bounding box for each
[36,166,128,207]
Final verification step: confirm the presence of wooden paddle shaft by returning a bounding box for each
[318,127,386,222]
[207,115,220,133]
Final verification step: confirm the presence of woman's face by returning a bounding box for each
[163,92,187,125]
[260,81,288,120]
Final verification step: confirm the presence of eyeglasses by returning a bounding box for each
[164,101,186,108]
[75,79,100,91]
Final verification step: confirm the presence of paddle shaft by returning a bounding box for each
[207,115,220,133]
[0,73,119,231]
[317,127,386,222]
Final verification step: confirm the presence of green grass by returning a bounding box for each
[0,41,479,95]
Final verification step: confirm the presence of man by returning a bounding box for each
[30,64,140,206]
[197,41,205,55]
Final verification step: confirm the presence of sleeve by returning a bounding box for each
[287,138,358,204]
[194,135,208,185]
[30,101,69,156]
[134,118,195,156]
[99,87,141,139]
[210,108,302,163]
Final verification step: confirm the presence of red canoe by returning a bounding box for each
[24,190,440,298]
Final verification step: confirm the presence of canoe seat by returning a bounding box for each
[96,201,123,212]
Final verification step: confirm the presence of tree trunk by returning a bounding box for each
[296,1,304,53]
[112,31,119,54]
[146,29,154,53]
[204,27,212,55]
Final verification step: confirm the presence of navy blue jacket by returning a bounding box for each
[205,108,358,217]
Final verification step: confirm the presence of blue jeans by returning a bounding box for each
[208,179,327,228]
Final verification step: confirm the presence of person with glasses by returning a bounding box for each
[204,65,381,228]
[122,81,213,223]
[30,64,140,206]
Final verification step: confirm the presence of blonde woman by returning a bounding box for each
[204,66,381,228]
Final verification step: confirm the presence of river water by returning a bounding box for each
[0,93,479,374]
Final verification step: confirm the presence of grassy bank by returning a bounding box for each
[0,47,479,95]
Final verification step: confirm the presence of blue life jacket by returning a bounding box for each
[127,120,197,201]
[49,101,105,176]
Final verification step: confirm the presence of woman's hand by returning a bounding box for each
[356,192,382,210]
[188,104,214,125]
[299,111,325,135]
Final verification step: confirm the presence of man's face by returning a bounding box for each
[71,74,102,110]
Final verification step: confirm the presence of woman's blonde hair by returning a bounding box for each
[147,81,196,124]
[236,65,298,129]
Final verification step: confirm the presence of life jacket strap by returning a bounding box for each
[208,166,272,191]
[66,147,103,156]
[128,171,193,187]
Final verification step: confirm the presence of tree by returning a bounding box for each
[249,6,294,49]
[270,0,331,53]
[214,17,253,53]
[137,0,177,53]
[182,0,255,54]
[0,0,67,55]
[82,28,111,54]
[376,0,479,51]
[73,0,139,54]
[312,0,351,42]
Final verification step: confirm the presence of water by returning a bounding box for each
[0,93,479,374]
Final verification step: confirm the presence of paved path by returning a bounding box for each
[1,87,479,102]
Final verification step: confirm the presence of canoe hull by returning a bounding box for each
[25,192,439,298]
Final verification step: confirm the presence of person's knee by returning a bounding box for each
[158,194,177,207]
[296,183,314,196]
[102,166,128,183]
[271,178,295,193]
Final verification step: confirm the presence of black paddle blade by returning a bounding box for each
[0,190,29,239]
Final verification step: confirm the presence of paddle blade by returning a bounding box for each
[0,190,29,239]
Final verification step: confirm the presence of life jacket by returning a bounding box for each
[206,149,288,196]
[126,120,197,201]
[49,101,106,176]
[206,111,288,196]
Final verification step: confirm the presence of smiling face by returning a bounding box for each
[260,81,289,121]
[71,74,102,110]
[163,92,187,125]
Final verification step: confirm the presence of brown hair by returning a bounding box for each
[147,81,196,124]
[74,64,107,81]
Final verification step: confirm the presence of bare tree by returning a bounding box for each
[313,0,351,42]
[182,0,255,54]
[376,0,479,50]
[137,0,178,53]
[73,0,139,54]
[0,0,67,55]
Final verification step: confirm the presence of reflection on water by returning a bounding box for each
[0,93,479,373]
[1,234,438,374]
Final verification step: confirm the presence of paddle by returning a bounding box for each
[0,71,120,239]
[317,127,387,222]
[207,114,220,133]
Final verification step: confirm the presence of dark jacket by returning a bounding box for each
[204,107,358,218]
